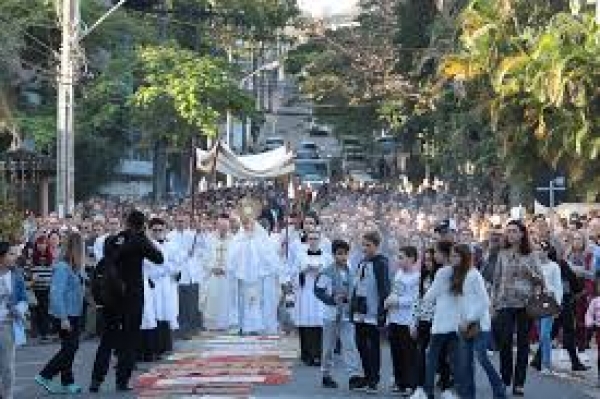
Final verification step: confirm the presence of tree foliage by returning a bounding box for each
[0,0,297,200]
[438,0,600,200]
[0,199,22,243]
[292,0,600,201]
[131,44,254,140]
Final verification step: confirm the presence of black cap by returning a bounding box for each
[434,219,456,234]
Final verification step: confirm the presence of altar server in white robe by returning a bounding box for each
[149,218,179,355]
[168,216,199,335]
[139,256,159,362]
[293,228,333,366]
[289,213,333,284]
[200,214,233,331]
[228,201,282,335]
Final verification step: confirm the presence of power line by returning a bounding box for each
[0,14,58,60]
[18,58,58,78]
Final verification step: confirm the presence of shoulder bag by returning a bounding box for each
[526,289,561,319]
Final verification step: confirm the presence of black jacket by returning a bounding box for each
[104,230,163,301]
[558,259,584,301]
[350,254,391,327]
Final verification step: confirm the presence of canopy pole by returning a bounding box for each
[190,135,197,221]
[212,141,219,189]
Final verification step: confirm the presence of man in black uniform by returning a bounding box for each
[89,210,164,393]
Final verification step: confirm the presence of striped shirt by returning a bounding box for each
[30,265,53,291]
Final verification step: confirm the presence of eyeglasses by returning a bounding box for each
[152,229,164,233]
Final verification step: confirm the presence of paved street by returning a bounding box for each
[15,337,600,398]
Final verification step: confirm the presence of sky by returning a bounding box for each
[298,0,358,17]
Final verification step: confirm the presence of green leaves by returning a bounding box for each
[130,44,253,140]
[436,0,600,199]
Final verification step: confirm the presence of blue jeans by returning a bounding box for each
[474,332,507,398]
[539,317,554,369]
[424,332,458,399]
[456,335,475,399]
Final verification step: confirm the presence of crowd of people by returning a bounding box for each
[0,183,599,398]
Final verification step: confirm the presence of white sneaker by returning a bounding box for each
[540,368,562,377]
[579,350,591,364]
[409,387,427,399]
[441,389,458,399]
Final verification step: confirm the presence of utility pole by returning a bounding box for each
[226,46,233,187]
[56,0,79,217]
[153,0,169,204]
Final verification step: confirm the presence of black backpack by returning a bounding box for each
[91,234,127,309]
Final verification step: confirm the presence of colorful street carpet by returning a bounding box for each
[135,334,298,398]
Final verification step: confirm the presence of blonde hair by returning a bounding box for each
[63,231,84,269]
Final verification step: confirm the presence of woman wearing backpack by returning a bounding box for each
[35,232,85,394]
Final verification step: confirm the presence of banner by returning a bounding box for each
[196,142,295,179]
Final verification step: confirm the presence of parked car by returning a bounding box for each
[264,136,285,151]
[342,144,362,155]
[340,136,362,150]
[309,126,331,137]
[342,151,368,174]
[295,159,331,187]
[299,140,319,153]
[297,140,321,158]
[349,171,378,184]
[296,149,320,160]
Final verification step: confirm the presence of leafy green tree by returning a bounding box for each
[130,43,254,141]
[0,0,298,201]
[439,0,600,200]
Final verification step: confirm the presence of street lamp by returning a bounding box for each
[224,60,281,187]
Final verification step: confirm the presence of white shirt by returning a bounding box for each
[0,272,12,323]
[423,265,460,334]
[386,269,420,327]
[540,260,563,305]
[93,234,109,263]
[458,268,491,332]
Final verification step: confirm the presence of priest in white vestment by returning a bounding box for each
[228,201,283,335]
[200,215,233,331]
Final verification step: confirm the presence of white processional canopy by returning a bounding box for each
[196,142,295,179]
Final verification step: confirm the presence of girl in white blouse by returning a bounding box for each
[537,241,563,374]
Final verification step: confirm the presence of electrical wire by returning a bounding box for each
[16,58,58,80]
[0,1,59,54]
[0,14,58,60]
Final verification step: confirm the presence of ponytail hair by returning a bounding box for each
[450,244,472,296]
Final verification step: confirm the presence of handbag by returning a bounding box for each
[526,290,561,319]
[350,293,367,315]
[460,322,481,340]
